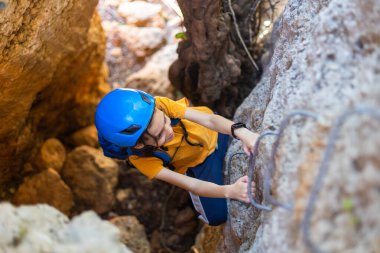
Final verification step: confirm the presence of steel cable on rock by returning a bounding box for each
[265,110,319,210]
[302,107,380,253]
[226,107,380,253]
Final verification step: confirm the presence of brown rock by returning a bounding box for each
[174,206,196,226]
[13,168,74,215]
[149,230,161,253]
[175,219,198,236]
[35,138,66,172]
[192,225,225,253]
[165,234,181,246]
[110,216,151,253]
[68,125,99,148]
[61,146,118,214]
[0,0,107,184]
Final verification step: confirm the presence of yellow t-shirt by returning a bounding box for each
[128,96,218,179]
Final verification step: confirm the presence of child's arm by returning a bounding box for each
[155,167,255,203]
[184,108,259,155]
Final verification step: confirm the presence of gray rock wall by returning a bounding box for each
[225,0,380,252]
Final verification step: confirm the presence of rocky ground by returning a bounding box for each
[97,0,183,98]
[2,1,203,252]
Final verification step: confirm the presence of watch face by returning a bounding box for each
[232,123,246,129]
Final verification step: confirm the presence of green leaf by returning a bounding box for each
[342,198,353,212]
[175,32,188,40]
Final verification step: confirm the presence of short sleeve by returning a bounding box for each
[155,97,188,119]
[128,155,164,180]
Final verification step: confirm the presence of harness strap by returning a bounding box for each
[126,118,202,171]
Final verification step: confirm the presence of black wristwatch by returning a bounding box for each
[231,122,247,140]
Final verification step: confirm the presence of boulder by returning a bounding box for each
[117,25,166,59]
[34,138,66,172]
[110,216,151,253]
[13,168,74,215]
[0,0,107,184]
[62,146,119,214]
[67,125,99,148]
[125,44,177,97]
[117,1,164,27]
[0,203,131,253]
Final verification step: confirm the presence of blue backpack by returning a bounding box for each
[98,118,182,169]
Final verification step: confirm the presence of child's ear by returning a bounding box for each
[134,143,144,149]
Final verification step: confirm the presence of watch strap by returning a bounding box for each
[231,123,247,139]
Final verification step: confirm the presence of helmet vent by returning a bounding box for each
[138,91,152,105]
[120,124,141,135]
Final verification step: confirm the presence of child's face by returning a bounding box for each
[140,109,174,147]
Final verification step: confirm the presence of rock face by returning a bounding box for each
[33,138,66,172]
[13,168,74,215]
[0,203,131,253]
[110,216,151,253]
[224,0,380,252]
[169,0,263,117]
[62,146,119,214]
[0,0,108,184]
[126,44,178,96]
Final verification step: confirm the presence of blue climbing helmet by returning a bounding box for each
[95,88,155,147]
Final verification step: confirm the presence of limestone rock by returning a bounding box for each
[118,25,165,58]
[125,44,177,97]
[118,1,164,27]
[224,0,380,252]
[110,216,151,253]
[62,146,119,214]
[13,168,74,215]
[0,203,131,253]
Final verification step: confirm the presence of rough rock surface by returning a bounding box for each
[224,0,380,252]
[110,216,151,253]
[12,168,74,215]
[117,1,164,27]
[33,138,66,172]
[169,0,262,117]
[67,125,99,148]
[0,203,131,253]
[62,146,119,214]
[118,25,166,59]
[98,0,182,91]
[0,0,107,184]
[115,164,201,252]
[125,44,178,97]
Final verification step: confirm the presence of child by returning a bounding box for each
[95,88,258,226]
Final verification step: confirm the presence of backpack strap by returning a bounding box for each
[126,147,175,170]
[170,118,180,126]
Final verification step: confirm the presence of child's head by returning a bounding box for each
[95,88,174,148]
[138,107,174,148]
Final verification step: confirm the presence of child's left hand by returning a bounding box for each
[227,175,256,203]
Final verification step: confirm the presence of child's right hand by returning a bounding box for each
[227,175,255,203]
